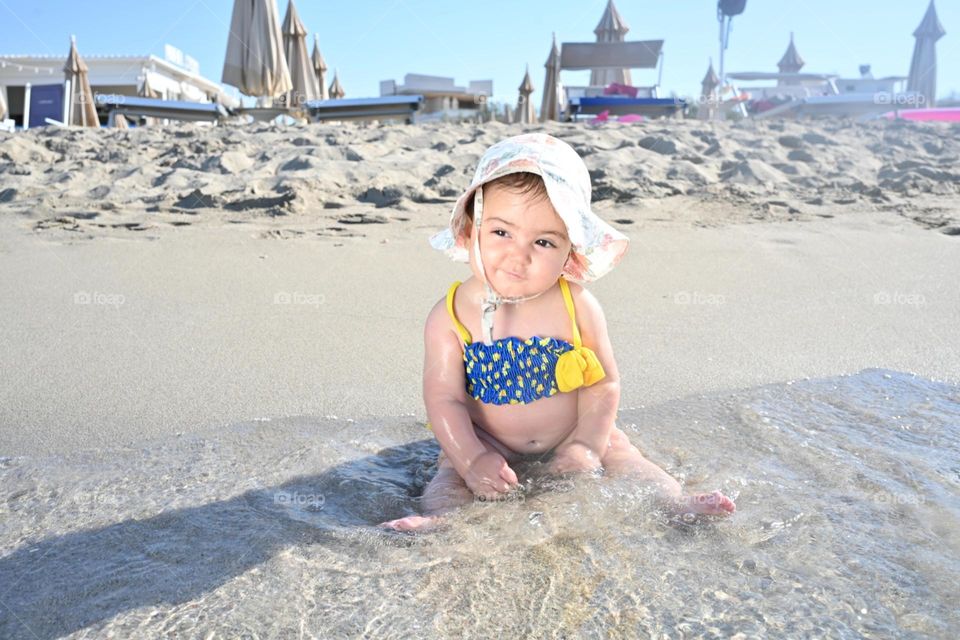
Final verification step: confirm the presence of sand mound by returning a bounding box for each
[1,118,958,238]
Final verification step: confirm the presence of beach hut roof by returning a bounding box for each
[594,0,629,39]
[778,32,805,72]
[913,0,945,40]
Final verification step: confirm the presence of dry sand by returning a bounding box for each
[0,119,958,456]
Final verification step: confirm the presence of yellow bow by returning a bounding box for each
[555,346,606,392]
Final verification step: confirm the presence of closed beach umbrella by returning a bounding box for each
[63,36,99,127]
[540,33,562,122]
[138,74,160,99]
[907,0,945,108]
[517,66,536,124]
[281,0,320,108]
[777,32,804,85]
[328,71,344,99]
[311,34,329,100]
[137,74,160,126]
[700,60,719,120]
[222,0,292,98]
[590,0,631,87]
[0,85,7,121]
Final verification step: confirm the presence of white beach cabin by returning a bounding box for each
[0,45,238,129]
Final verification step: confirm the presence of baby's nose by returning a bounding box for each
[511,245,533,263]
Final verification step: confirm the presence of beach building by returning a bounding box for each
[0,45,238,128]
[379,73,492,121]
[727,33,920,118]
[836,66,908,96]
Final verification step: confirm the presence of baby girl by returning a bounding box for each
[383,133,735,531]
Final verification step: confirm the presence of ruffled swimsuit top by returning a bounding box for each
[445,276,606,405]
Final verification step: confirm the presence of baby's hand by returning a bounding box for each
[463,451,519,499]
[548,442,603,476]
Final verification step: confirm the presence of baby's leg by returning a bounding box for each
[379,453,475,532]
[380,424,521,532]
[600,427,735,516]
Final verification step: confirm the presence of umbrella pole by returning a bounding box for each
[23,83,31,130]
[718,14,726,97]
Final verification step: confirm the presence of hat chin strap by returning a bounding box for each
[471,187,548,345]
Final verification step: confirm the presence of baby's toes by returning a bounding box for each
[683,490,736,516]
[379,515,441,531]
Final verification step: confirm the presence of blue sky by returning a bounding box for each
[1,0,957,106]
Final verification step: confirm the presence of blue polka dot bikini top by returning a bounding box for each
[445,276,606,406]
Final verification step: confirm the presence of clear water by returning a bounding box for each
[1,368,957,639]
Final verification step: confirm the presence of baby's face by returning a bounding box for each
[466,183,573,298]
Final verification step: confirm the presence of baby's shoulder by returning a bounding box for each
[566,282,606,334]
[424,282,470,343]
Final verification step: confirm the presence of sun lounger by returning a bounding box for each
[304,95,423,124]
[753,93,928,120]
[568,96,686,120]
[94,95,231,124]
[237,106,294,122]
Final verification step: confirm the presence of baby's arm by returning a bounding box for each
[551,285,621,473]
[422,300,518,496]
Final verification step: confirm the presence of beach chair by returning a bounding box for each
[568,96,686,120]
[304,95,423,124]
[95,95,231,125]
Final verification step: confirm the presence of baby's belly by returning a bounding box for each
[465,392,579,455]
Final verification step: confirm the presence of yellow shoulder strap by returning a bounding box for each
[558,277,582,349]
[445,281,473,345]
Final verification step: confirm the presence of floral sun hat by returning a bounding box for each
[429,132,629,283]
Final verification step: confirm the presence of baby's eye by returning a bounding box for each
[536,239,557,249]
[492,229,509,237]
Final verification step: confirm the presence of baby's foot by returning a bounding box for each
[674,490,736,517]
[378,514,442,532]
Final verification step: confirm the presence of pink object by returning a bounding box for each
[616,114,645,123]
[603,83,639,98]
[592,110,611,123]
[882,108,960,122]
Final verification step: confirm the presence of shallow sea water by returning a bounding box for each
[1,368,958,639]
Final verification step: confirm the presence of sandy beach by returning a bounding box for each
[1,118,958,456]
[2,118,960,640]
